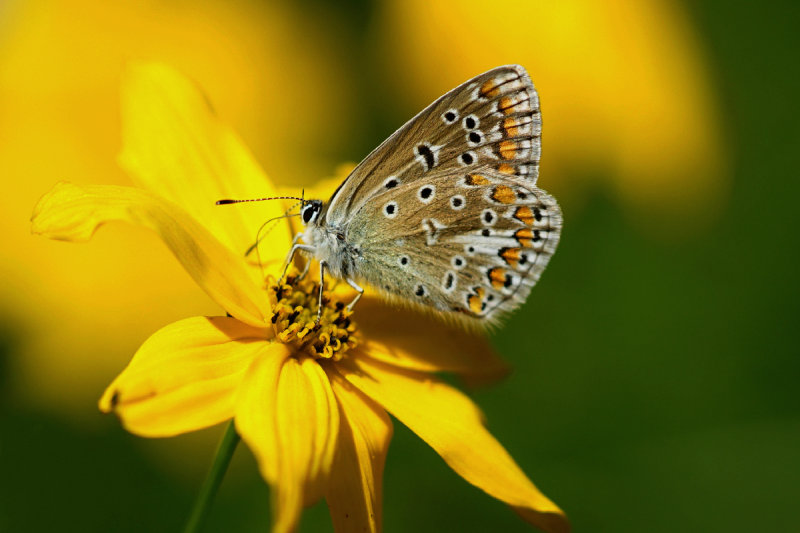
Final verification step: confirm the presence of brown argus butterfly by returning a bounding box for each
[227,65,561,327]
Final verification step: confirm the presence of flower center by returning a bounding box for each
[268,272,358,361]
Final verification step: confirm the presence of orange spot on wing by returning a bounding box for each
[500,96,520,115]
[503,117,519,137]
[497,163,516,175]
[466,174,490,186]
[500,247,521,268]
[467,286,487,314]
[480,79,501,98]
[468,294,483,314]
[499,140,518,160]
[488,268,507,290]
[491,185,516,204]
[515,228,534,247]
[514,206,534,225]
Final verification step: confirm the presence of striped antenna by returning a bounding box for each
[216,195,304,205]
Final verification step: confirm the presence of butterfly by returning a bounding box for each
[226,65,561,328]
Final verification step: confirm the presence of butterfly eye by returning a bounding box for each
[301,202,321,224]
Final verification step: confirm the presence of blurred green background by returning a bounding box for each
[2,0,799,531]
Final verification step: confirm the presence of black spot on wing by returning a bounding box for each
[416,144,435,170]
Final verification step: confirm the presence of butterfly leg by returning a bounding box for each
[315,261,327,325]
[345,278,364,313]
[278,237,315,284]
[285,232,313,281]
[296,257,312,281]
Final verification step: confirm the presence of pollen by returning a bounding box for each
[268,273,358,361]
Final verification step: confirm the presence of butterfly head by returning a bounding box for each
[300,199,323,226]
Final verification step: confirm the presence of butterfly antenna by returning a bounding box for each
[215,194,307,278]
[216,195,305,205]
[243,202,303,279]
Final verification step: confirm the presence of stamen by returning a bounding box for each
[267,270,358,361]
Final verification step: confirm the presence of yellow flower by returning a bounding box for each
[2,0,356,413]
[31,64,568,533]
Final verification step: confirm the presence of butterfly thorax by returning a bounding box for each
[301,217,360,280]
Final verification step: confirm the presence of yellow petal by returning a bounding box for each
[120,62,293,275]
[325,372,392,533]
[236,354,340,533]
[356,297,509,383]
[98,316,269,437]
[31,182,270,326]
[337,356,568,533]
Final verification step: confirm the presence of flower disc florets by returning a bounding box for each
[269,272,358,361]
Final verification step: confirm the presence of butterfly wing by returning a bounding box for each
[323,64,542,226]
[344,166,561,326]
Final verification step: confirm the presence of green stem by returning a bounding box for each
[183,420,241,533]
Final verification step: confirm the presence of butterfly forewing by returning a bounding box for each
[299,65,559,327]
[324,65,542,226]
[344,167,561,325]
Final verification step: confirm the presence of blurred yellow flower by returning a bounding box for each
[31,64,568,533]
[373,0,724,220]
[2,0,355,412]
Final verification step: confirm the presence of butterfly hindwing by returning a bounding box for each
[295,65,558,327]
[343,167,561,325]
[323,65,542,227]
